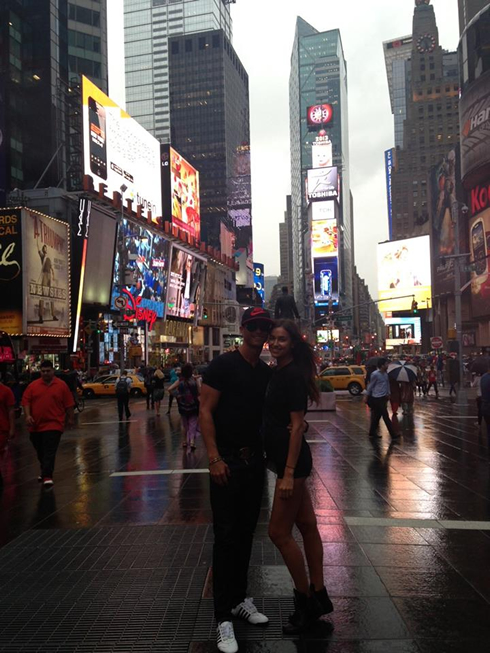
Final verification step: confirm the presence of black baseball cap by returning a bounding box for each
[241,307,273,326]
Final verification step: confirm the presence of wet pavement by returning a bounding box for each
[1,392,490,652]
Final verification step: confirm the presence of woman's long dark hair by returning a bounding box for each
[273,320,320,404]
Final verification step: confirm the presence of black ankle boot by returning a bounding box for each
[283,589,316,634]
[310,584,334,618]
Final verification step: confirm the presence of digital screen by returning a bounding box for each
[313,257,338,305]
[377,236,432,311]
[312,138,333,168]
[385,317,422,347]
[469,207,490,318]
[307,167,339,201]
[166,246,206,321]
[312,220,338,258]
[317,329,339,343]
[253,262,265,305]
[82,76,162,222]
[385,149,394,240]
[82,207,117,306]
[307,104,333,127]
[112,219,170,319]
[311,200,336,222]
[169,147,200,242]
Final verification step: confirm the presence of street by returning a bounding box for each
[1,394,490,652]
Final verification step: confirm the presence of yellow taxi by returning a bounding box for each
[82,374,147,398]
[319,365,366,396]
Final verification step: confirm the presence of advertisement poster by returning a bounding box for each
[313,257,338,305]
[82,76,162,222]
[460,69,490,182]
[0,209,23,334]
[228,145,253,288]
[312,220,338,258]
[311,200,336,222]
[384,317,422,347]
[317,329,339,344]
[166,246,206,321]
[307,167,339,201]
[377,236,432,311]
[469,207,490,318]
[112,219,170,319]
[22,209,70,337]
[307,104,333,128]
[170,147,200,242]
[253,262,265,305]
[385,149,394,239]
[312,137,333,169]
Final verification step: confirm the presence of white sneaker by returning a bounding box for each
[231,597,269,625]
[216,621,238,653]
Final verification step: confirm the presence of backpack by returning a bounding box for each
[176,379,199,414]
[116,378,129,395]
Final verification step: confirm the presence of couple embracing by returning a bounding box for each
[200,307,333,653]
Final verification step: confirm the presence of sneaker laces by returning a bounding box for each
[218,622,234,642]
[243,597,257,614]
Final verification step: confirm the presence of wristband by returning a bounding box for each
[209,456,223,466]
[285,464,295,470]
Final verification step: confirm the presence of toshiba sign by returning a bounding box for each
[460,70,490,185]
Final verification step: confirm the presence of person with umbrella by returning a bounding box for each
[388,361,418,415]
[365,358,398,439]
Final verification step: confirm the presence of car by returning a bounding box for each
[319,365,366,396]
[82,374,147,398]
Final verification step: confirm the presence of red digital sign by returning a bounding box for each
[122,289,157,331]
[307,104,333,127]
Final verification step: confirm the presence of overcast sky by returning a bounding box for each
[109,0,459,295]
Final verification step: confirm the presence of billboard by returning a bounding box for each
[469,206,490,317]
[317,329,339,344]
[311,200,336,222]
[161,146,201,242]
[312,136,333,169]
[307,167,339,201]
[0,209,23,334]
[385,317,422,347]
[385,149,394,239]
[312,220,338,258]
[166,246,206,322]
[22,210,70,337]
[460,67,490,185]
[307,104,333,128]
[313,257,338,305]
[112,219,170,319]
[228,145,253,288]
[253,262,265,305]
[377,236,432,311]
[82,76,162,222]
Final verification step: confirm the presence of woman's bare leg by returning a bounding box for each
[295,485,324,591]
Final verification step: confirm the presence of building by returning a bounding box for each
[352,268,383,350]
[279,195,294,288]
[458,0,489,34]
[168,28,253,288]
[383,35,413,149]
[0,0,108,203]
[124,0,232,143]
[390,0,460,240]
[289,17,353,322]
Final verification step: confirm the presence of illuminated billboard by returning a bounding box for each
[317,329,339,344]
[312,220,338,258]
[307,104,333,127]
[82,76,162,222]
[166,246,206,322]
[311,201,336,222]
[253,262,265,305]
[469,206,490,318]
[307,167,339,201]
[385,149,394,239]
[312,136,333,168]
[377,235,432,311]
[385,317,422,348]
[169,147,200,242]
[0,208,23,334]
[313,257,338,305]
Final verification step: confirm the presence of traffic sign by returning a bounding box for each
[336,315,352,322]
[115,295,127,310]
[431,336,443,350]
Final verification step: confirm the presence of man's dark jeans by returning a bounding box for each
[30,430,62,478]
[210,454,265,623]
[369,396,396,437]
[117,395,131,420]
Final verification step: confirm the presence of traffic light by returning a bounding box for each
[203,308,208,319]
[411,300,418,314]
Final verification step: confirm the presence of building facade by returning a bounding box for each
[279,195,294,289]
[458,0,489,34]
[123,0,232,143]
[383,35,413,149]
[289,18,353,321]
[390,0,460,240]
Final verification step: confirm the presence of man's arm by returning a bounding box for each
[8,406,15,439]
[21,387,35,427]
[199,384,230,486]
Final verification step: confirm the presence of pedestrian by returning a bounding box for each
[169,363,200,449]
[21,360,75,487]
[153,366,165,416]
[144,366,155,410]
[448,356,460,397]
[400,380,416,414]
[166,364,180,414]
[389,377,401,416]
[265,320,333,634]
[365,358,399,439]
[437,354,445,387]
[416,364,427,396]
[0,378,16,489]
[115,370,132,421]
[200,307,274,653]
[426,366,439,398]
[480,365,490,444]
[473,374,483,427]
[274,286,300,320]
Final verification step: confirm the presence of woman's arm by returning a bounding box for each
[279,410,305,500]
[167,380,179,393]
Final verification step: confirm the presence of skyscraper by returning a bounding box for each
[289,17,353,321]
[279,195,294,288]
[390,0,460,240]
[383,36,413,149]
[124,0,232,143]
[458,0,489,34]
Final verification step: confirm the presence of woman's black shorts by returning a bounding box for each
[264,427,312,479]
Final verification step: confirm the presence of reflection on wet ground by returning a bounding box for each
[1,393,490,651]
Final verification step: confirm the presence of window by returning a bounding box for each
[335,368,351,376]
[171,41,179,54]
[199,37,206,50]
[212,34,220,48]
[185,39,192,52]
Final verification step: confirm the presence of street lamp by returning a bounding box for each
[118,185,128,369]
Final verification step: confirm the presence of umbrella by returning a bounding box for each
[470,357,490,375]
[387,361,417,383]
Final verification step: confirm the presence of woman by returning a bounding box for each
[166,364,180,414]
[168,363,200,449]
[153,366,165,416]
[264,320,333,634]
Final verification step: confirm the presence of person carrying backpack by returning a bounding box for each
[168,363,200,450]
[115,371,132,420]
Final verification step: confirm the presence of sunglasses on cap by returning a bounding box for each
[244,320,272,333]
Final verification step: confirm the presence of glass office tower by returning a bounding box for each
[289,17,353,319]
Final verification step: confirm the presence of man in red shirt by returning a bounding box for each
[0,379,15,489]
[22,360,75,487]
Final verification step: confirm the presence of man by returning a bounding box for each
[274,286,300,320]
[365,358,398,439]
[200,307,274,653]
[115,370,132,421]
[0,378,16,489]
[22,360,75,487]
[448,355,460,397]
